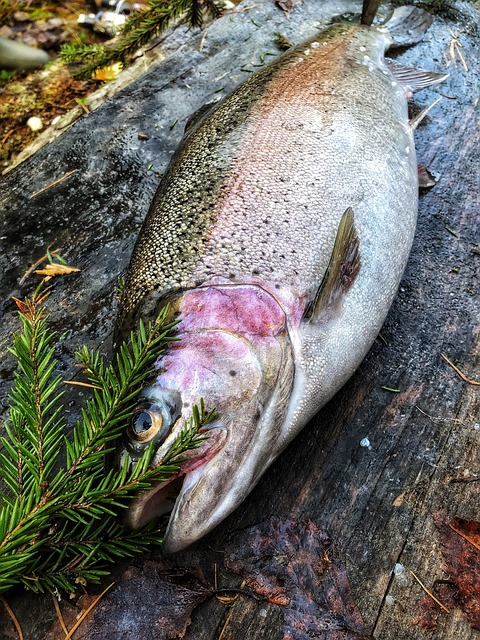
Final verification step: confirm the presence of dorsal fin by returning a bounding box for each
[303,207,360,323]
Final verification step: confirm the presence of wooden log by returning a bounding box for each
[0,1,478,638]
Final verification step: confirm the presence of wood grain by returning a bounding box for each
[0,1,478,638]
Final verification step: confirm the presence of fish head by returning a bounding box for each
[117,284,295,553]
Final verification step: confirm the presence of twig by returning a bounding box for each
[415,405,441,421]
[232,4,258,12]
[19,247,62,284]
[53,596,69,637]
[447,523,480,552]
[414,405,465,427]
[64,583,114,640]
[409,570,450,613]
[30,170,78,199]
[440,353,480,386]
[1,129,14,145]
[446,31,468,72]
[0,596,23,640]
[217,606,234,640]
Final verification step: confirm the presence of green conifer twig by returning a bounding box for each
[0,287,214,595]
[60,0,221,79]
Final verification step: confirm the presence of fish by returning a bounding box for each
[114,3,447,553]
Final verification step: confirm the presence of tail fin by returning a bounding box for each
[361,0,381,25]
[381,6,434,47]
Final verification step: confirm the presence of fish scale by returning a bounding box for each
[115,6,447,553]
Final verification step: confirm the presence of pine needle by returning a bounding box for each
[217,607,235,640]
[63,582,114,640]
[53,596,69,636]
[409,569,450,613]
[440,353,480,385]
[447,523,480,552]
[63,381,102,390]
[29,171,78,200]
[0,595,23,640]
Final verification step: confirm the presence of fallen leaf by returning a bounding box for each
[92,63,122,81]
[434,513,480,629]
[275,0,294,12]
[392,492,405,507]
[44,562,210,640]
[225,517,368,639]
[35,263,80,277]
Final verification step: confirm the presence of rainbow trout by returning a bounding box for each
[115,6,446,552]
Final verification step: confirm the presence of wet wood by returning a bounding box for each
[0,1,478,638]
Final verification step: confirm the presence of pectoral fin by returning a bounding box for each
[303,207,360,322]
[385,59,449,92]
[409,97,442,130]
[418,164,436,188]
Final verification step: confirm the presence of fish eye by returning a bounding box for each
[127,403,168,443]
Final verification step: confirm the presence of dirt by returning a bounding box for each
[0,1,113,170]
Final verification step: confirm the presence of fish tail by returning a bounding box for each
[361,0,382,26]
[381,6,435,47]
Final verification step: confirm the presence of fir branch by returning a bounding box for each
[59,0,221,79]
[57,311,177,483]
[58,43,107,64]
[6,291,64,494]
[0,288,214,595]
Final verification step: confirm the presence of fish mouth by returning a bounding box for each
[124,425,227,533]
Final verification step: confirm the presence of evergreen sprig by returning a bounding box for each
[0,288,214,595]
[60,0,221,79]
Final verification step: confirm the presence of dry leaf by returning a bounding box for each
[44,562,210,640]
[414,514,480,631]
[226,517,368,639]
[275,0,294,11]
[434,513,480,629]
[392,492,405,507]
[92,63,122,81]
[35,263,80,277]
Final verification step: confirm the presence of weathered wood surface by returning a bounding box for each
[0,1,479,638]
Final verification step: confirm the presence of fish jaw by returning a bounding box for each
[124,424,228,529]
[120,284,296,550]
[161,401,284,554]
